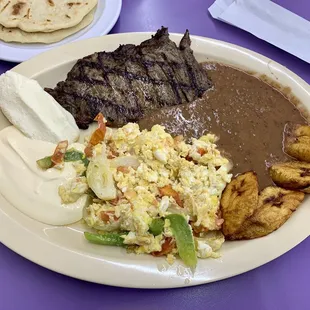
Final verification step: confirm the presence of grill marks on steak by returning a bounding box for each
[45,27,212,129]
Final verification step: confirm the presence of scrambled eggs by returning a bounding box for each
[60,122,232,262]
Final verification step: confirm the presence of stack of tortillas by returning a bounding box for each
[0,0,97,44]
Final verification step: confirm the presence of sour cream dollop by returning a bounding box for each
[0,126,88,225]
[0,71,79,144]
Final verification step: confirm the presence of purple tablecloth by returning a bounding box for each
[0,1,310,309]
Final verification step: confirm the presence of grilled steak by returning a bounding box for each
[45,27,212,129]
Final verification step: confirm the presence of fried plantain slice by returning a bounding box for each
[220,171,259,237]
[284,124,310,162]
[228,187,305,240]
[269,161,310,193]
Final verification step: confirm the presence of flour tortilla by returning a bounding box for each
[0,8,95,44]
[0,0,97,33]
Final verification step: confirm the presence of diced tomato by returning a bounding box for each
[117,166,130,174]
[158,185,183,208]
[84,113,106,157]
[216,218,224,227]
[84,146,92,158]
[185,154,193,162]
[100,211,119,222]
[107,147,119,159]
[124,189,137,200]
[152,199,159,207]
[190,221,209,236]
[94,113,106,130]
[109,193,125,206]
[109,198,119,206]
[51,140,68,166]
[185,148,206,162]
[197,148,207,156]
[107,154,116,159]
[152,237,176,257]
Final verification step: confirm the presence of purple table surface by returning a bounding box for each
[0,0,310,309]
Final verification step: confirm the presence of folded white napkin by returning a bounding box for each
[209,0,310,64]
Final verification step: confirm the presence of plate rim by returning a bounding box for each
[0,0,122,63]
[0,32,310,288]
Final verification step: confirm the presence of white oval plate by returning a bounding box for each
[0,33,310,289]
[0,0,122,63]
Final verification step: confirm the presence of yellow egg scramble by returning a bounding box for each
[80,123,232,260]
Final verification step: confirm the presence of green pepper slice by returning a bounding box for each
[36,156,53,169]
[37,149,89,169]
[64,149,89,166]
[165,214,197,268]
[149,218,165,236]
[84,232,126,247]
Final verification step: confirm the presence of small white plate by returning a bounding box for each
[0,0,122,63]
[0,33,310,288]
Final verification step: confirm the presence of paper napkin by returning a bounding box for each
[209,0,310,64]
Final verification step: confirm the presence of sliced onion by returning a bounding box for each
[86,156,117,200]
[110,156,140,169]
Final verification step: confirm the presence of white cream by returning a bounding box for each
[0,126,88,225]
[0,71,79,144]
